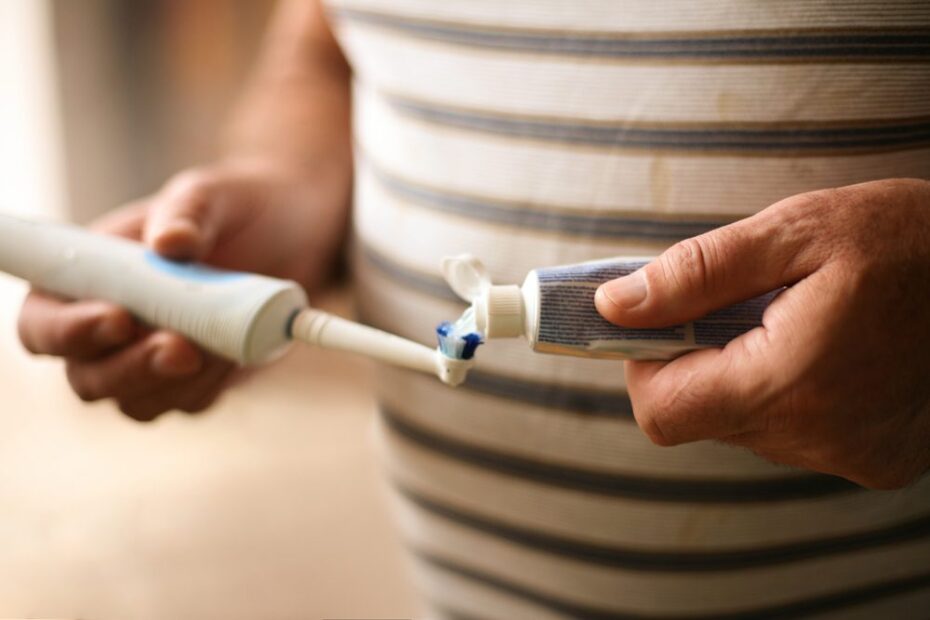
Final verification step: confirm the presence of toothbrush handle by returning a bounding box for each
[0,214,307,365]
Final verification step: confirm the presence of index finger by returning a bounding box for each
[625,327,773,446]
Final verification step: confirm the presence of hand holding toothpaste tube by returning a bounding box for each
[595,178,930,490]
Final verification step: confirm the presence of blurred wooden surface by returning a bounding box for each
[0,274,417,619]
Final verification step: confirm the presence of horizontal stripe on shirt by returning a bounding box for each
[399,488,930,611]
[329,1,930,33]
[415,549,930,619]
[465,369,633,418]
[386,94,930,154]
[359,241,459,302]
[332,8,930,62]
[343,30,930,124]
[354,171,677,279]
[386,431,930,550]
[357,88,930,214]
[381,408,858,503]
[397,483,930,572]
[362,158,733,241]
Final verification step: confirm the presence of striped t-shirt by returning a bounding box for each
[325,1,930,617]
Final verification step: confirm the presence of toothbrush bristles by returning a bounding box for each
[436,321,483,360]
[460,333,482,360]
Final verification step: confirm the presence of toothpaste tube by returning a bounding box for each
[441,254,776,361]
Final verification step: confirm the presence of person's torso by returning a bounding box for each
[326,1,930,617]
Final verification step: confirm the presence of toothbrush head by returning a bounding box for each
[434,304,483,386]
[436,321,483,360]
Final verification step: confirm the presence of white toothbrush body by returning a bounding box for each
[0,213,306,364]
[0,213,472,385]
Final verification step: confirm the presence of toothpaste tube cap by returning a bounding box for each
[441,254,524,339]
[477,284,523,338]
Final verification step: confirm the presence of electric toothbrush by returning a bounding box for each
[0,214,473,386]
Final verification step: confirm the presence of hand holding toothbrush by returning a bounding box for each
[17,156,350,420]
[595,178,930,490]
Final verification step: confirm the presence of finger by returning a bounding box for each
[90,200,150,239]
[173,357,234,412]
[626,270,834,447]
[624,326,774,446]
[18,292,135,357]
[595,192,834,328]
[117,358,234,422]
[129,354,233,414]
[65,331,203,402]
[143,170,233,260]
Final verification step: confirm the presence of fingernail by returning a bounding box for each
[160,217,200,239]
[94,315,131,346]
[151,344,201,377]
[599,271,647,309]
[152,218,201,257]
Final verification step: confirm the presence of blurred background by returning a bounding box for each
[0,1,416,618]
[5,0,272,222]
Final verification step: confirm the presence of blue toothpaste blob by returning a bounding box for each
[436,307,483,360]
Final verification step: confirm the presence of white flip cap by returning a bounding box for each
[441,254,525,338]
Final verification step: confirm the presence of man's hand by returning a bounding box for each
[17,157,350,421]
[594,178,930,489]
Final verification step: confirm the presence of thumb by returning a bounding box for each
[594,203,821,328]
[143,170,229,261]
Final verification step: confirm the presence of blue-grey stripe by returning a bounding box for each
[417,550,930,620]
[388,96,930,152]
[399,483,930,571]
[333,8,930,61]
[366,161,731,240]
[383,408,858,503]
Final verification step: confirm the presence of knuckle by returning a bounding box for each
[640,414,675,447]
[779,187,837,217]
[637,367,736,446]
[118,401,165,422]
[164,168,216,204]
[661,236,720,297]
[630,395,677,447]
[51,317,88,351]
[769,189,829,227]
[179,387,223,414]
[183,395,213,413]
[72,387,97,403]
[65,364,101,402]
[179,400,211,414]
[789,191,853,253]
[16,313,40,355]
[756,191,835,274]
